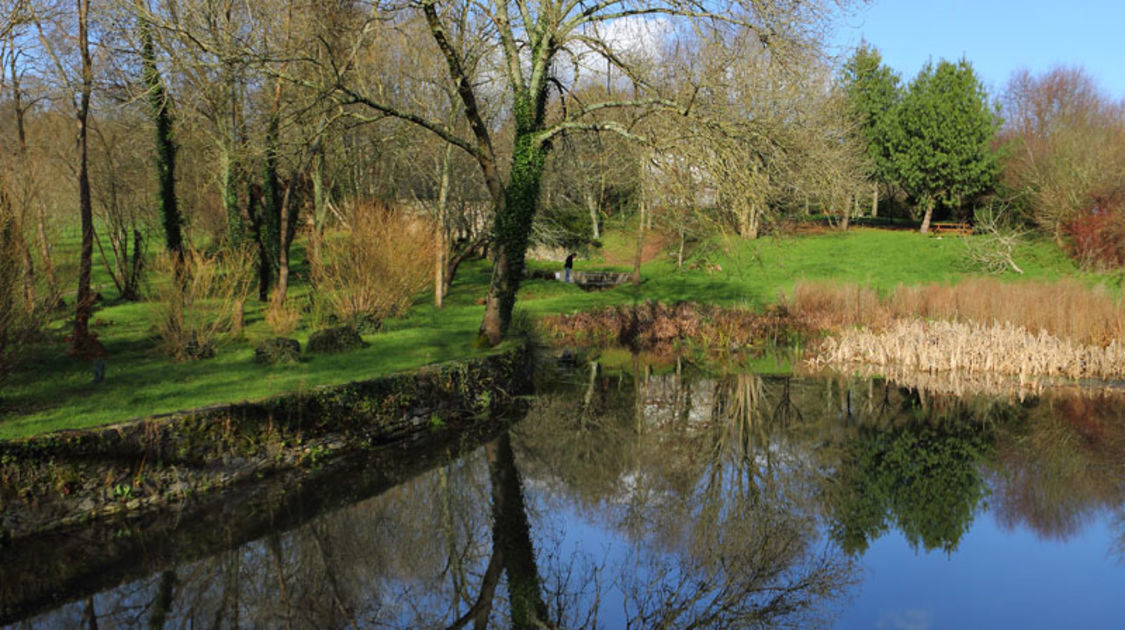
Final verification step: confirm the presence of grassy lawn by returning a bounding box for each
[0,226,1109,439]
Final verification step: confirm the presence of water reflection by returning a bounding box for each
[7,358,1125,628]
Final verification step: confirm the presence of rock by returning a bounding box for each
[307,326,366,354]
[254,337,301,364]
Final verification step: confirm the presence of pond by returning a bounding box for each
[3,357,1124,628]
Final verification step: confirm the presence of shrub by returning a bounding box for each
[307,326,365,354]
[314,201,435,327]
[265,288,301,335]
[153,246,256,360]
[1063,203,1125,270]
[0,188,45,380]
[254,337,301,364]
[0,208,25,380]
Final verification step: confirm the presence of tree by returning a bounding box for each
[138,17,182,265]
[841,42,901,212]
[73,0,95,351]
[329,0,855,345]
[894,59,1000,233]
[1000,66,1125,244]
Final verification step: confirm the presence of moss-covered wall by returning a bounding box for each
[0,345,533,543]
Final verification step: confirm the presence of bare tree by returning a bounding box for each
[1001,66,1125,243]
[320,0,855,344]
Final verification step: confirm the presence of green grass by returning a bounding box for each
[1,225,1110,439]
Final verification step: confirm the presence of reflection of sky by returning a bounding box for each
[836,508,1125,629]
[526,453,1125,630]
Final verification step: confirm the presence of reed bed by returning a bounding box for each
[790,278,1125,347]
[813,319,1125,380]
[802,360,1115,401]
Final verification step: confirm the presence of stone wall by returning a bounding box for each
[0,345,533,543]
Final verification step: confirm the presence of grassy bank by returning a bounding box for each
[0,227,1111,439]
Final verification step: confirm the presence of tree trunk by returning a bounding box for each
[221,59,245,248]
[677,226,685,269]
[259,108,281,301]
[435,140,454,308]
[920,197,935,234]
[584,190,600,240]
[632,200,646,285]
[871,184,878,218]
[72,0,94,352]
[309,148,326,280]
[141,23,182,264]
[478,131,545,345]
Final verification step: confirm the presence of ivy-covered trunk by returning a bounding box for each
[488,431,548,628]
[140,23,183,264]
[479,123,546,345]
[259,112,282,301]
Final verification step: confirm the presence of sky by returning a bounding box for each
[833,0,1125,101]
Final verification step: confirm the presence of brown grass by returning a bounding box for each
[789,278,1125,346]
[313,201,435,326]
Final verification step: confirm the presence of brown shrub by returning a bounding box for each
[314,201,435,326]
[0,206,25,378]
[153,246,256,360]
[1063,201,1125,270]
[265,288,301,335]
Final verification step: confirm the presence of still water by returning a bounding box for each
[5,359,1125,628]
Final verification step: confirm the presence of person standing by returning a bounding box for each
[564,253,575,283]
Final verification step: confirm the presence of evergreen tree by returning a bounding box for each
[842,43,902,194]
[894,59,1001,233]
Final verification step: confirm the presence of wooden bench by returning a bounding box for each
[930,222,973,236]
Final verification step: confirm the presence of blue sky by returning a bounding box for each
[833,0,1125,101]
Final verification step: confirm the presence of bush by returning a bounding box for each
[314,201,435,326]
[265,288,301,335]
[254,337,301,364]
[0,189,43,381]
[1063,201,1125,270]
[153,246,256,360]
[307,326,365,354]
[0,208,25,380]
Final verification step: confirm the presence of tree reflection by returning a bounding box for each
[15,365,1125,628]
[517,363,858,628]
[827,418,994,554]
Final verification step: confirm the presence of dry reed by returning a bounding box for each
[314,202,435,326]
[813,319,1125,381]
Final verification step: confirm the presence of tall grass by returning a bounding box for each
[789,278,1125,346]
[314,202,435,327]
